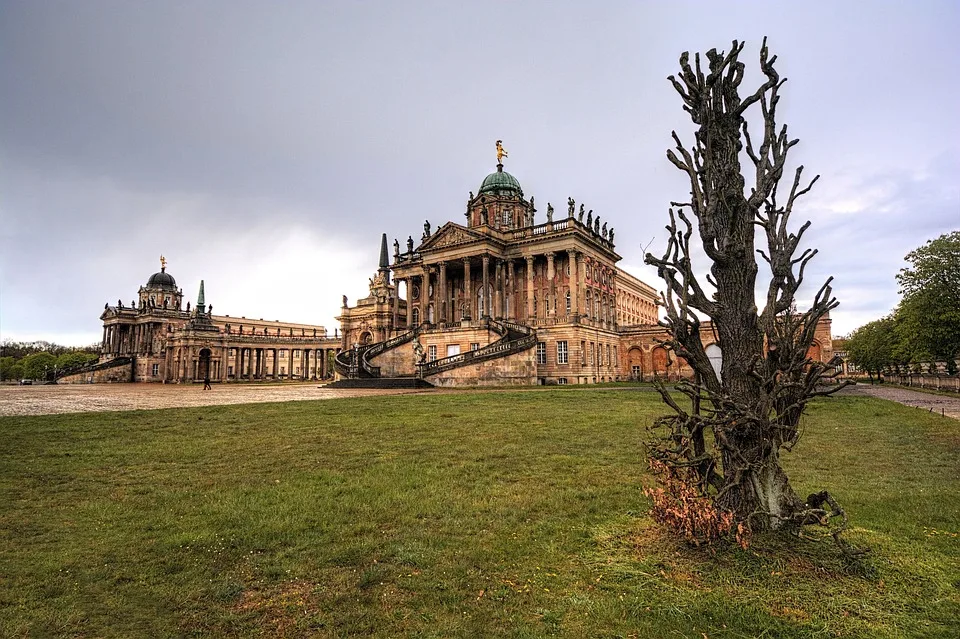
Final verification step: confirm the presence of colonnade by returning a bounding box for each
[102,322,161,356]
[165,344,337,383]
[392,251,619,330]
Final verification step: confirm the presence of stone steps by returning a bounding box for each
[326,377,434,389]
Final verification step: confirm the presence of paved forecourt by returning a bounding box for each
[0,383,427,417]
[843,383,960,420]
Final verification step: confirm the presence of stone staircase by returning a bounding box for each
[332,319,537,387]
[416,319,537,377]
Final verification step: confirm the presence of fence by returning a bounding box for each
[886,374,960,392]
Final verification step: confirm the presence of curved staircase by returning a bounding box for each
[416,319,537,377]
[331,319,537,387]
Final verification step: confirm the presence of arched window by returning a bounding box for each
[565,291,571,314]
[706,343,722,380]
[477,288,485,317]
[427,304,435,323]
[412,307,420,326]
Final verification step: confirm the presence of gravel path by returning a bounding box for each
[842,383,960,420]
[0,383,427,417]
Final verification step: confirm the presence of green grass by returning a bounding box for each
[1,390,957,637]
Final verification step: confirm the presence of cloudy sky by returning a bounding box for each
[1,1,957,346]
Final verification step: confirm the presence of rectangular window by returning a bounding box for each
[471,343,480,351]
[229,348,235,356]
[428,345,437,362]
[229,366,234,376]
[558,378,568,385]
[581,340,586,365]
[446,344,460,357]
[279,349,286,357]
[557,340,568,364]
[152,363,159,376]
[632,365,641,379]
[536,341,547,364]
[606,345,611,367]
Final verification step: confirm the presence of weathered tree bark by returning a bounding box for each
[645,39,852,536]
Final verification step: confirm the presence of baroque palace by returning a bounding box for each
[334,144,833,387]
[80,144,832,386]
[62,259,341,384]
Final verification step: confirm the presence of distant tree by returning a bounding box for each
[21,352,57,381]
[56,351,98,372]
[846,316,898,382]
[894,231,960,374]
[0,357,20,381]
[644,39,854,548]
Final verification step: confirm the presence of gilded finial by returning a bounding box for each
[496,139,508,164]
[160,255,167,271]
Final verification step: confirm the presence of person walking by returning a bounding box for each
[203,376,211,391]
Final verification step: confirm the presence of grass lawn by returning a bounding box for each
[1,389,957,637]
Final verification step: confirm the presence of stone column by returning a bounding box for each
[405,279,414,327]
[221,346,229,381]
[526,256,535,319]
[393,278,402,330]
[567,250,579,317]
[288,348,295,380]
[247,348,254,381]
[438,261,447,323]
[162,347,170,382]
[547,252,556,316]
[420,265,429,323]
[494,259,503,319]
[481,255,490,318]
[463,258,472,320]
[507,260,515,320]
[579,256,588,320]
[101,326,107,353]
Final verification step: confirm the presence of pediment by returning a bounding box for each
[419,223,485,251]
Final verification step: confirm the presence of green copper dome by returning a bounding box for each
[479,164,522,196]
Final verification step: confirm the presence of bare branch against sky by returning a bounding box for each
[1,1,957,344]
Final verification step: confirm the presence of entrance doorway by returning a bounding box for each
[198,348,212,382]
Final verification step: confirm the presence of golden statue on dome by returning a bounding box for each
[160,255,167,270]
[496,139,508,164]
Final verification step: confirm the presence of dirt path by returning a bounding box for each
[842,384,960,420]
[0,383,428,417]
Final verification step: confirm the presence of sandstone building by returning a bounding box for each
[84,259,340,383]
[335,153,833,386]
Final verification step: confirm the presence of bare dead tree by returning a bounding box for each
[644,39,855,542]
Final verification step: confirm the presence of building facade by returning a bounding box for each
[95,261,340,383]
[335,156,833,386]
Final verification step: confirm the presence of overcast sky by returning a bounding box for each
[1,1,957,346]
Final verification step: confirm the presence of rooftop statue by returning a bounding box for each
[602,222,608,238]
[579,204,585,222]
[393,239,400,257]
[567,197,575,217]
[594,216,601,234]
[586,210,593,228]
[496,139,508,164]
[407,236,414,252]
[546,203,554,222]
[423,220,431,239]
[609,227,615,243]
